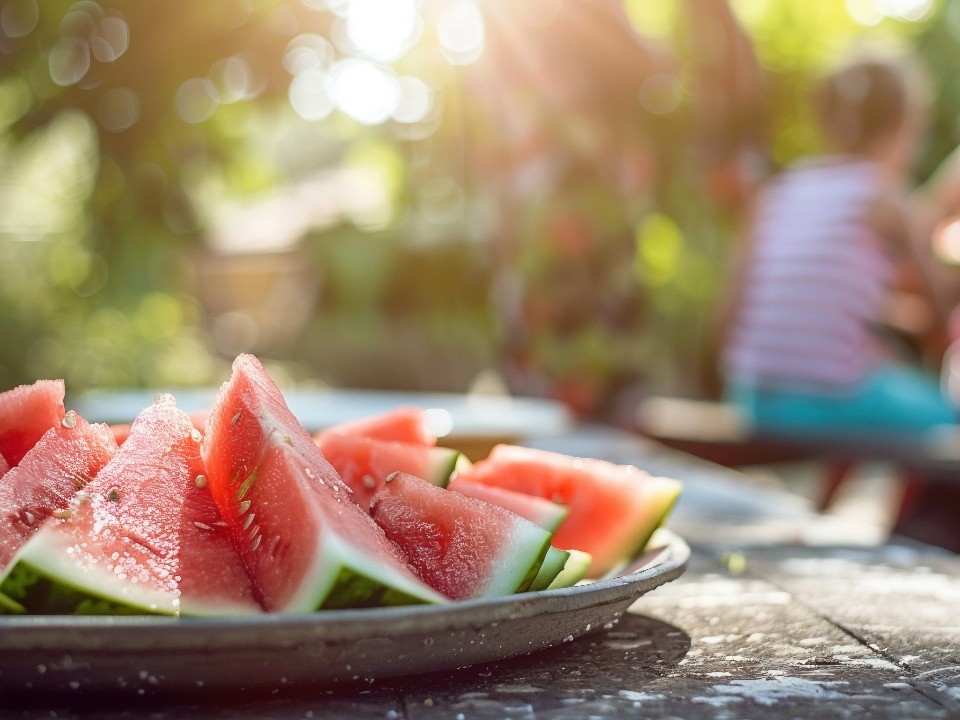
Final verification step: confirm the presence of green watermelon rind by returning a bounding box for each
[424,448,462,488]
[0,590,25,615]
[527,546,570,592]
[626,477,683,561]
[0,529,260,617]
[498,523,551,595]
[546,549,592,590]
[285,531,447,611]
[0,533,178,616]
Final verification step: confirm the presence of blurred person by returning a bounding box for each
[472,0,676,418]
[720,56,956,437]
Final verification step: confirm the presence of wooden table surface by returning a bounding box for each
[6,426,960,719]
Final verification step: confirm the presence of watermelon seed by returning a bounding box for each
[21,510,35,526]
[191,429,202,443]
[249,524,260,539]
[53,509,72,520]
[237,467,259,500]
[242,513,255,530]
[362,475,377,490]
[194,474,207,489]
[385,472,400,484]
[231,410,242,426]
[193,521,213,531]
[107,487,120,502]
[61,412,77,429]
[283,435,293,447]
[213,521,228,527]
[238,499,252,514]
[250,535,262,551]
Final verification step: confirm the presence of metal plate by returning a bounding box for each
[0,533,688,698]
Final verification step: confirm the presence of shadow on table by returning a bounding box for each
[3,614,690,717]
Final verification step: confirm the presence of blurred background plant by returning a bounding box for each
[0,0,957,414]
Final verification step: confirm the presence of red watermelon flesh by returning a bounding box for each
[0,380,65,466]
[109,423,132,446]
[456,445,681,577]
[315,406,437,445]
[448,477,569,533]
[1,396,260,615]
[314,433,460,511]
[0,454,7,479]
[370,472,551,601]
[111,411,206,447]
[0,411,118,571]
[201,354,444,611]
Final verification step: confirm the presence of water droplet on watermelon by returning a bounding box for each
[195,474,207,489]
[61,413,77,429]
[191,429,202,443]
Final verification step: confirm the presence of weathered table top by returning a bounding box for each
[5,426,960,719]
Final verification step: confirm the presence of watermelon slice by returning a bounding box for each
[315,433,461,511]
[0,396,260,616]
[456,445,681,577]
[448,477,569,532]
[527,546,570,592]
[370,472,551,601]
[0,411,118,572]
[315,406,437,445]
[201,354,445,612]
[547,549,592,589]
[0,380,65,467]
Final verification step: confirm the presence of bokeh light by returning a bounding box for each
[48,38,90,87]
[437,0,485,66]
[289,68,335,121]
[175,78,219,124]
[0,0,39,38]
[392,76,433,124]
[283,33,336,75]
[345,0,420,62]
[934,218,960,264]
[96,87,139,132]
[330,59,400,125]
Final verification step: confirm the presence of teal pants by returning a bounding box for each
[727,365,957,438]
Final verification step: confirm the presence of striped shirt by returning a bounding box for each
[723,159,897,393]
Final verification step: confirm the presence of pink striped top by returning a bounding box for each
[723,159,896,393]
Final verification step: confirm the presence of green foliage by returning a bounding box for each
[0,0,955,405]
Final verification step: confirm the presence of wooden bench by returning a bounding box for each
[632,396,960,551]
